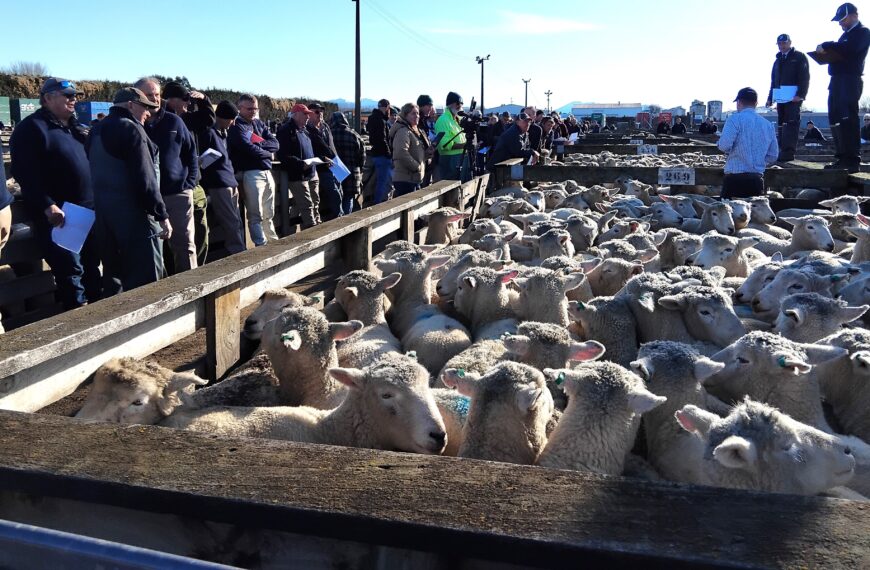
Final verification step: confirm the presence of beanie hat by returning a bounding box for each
[216,100,239,120]
[417,94,434,107]
[162,81,189,100]
[446,92,463,106]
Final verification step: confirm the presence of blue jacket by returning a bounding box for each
[199,126,237,189]
[227,117,279,172]
[489,123,533,169]
[823,22,870,76]
[10,107,93,218]
[144,106,198,195]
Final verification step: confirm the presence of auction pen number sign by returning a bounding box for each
[637,145,658,155]
[658,167,696,185]
[629,139,644,145]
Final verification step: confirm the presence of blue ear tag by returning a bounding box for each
[457,369,466,378]
[281,333,295,342]
[555,372,566,385]
[577,301,587,310]
[777,356,788,368]
[831,275,843,283]
[407,351,417,360]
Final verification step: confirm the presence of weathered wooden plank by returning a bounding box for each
[205,285,240,382]
[341,226,373,272]
[0,411,866,569]
[400,210,415,243]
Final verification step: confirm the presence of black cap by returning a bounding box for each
[500,111,511,118]
[417,94,433,107]
[833,3,858,20]
[113,87,159,109]
[446,91,463,106]
[40,77,82,96]
[516,112,532,121]
[215,100,238,120]
[162,81,189,100]
[734,87,758,103]
[377,98,390,108]
[777,33,791,42]
[308,102,325,111]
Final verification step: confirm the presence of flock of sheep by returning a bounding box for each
[74,167,870,502]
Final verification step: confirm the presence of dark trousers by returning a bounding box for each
[722,173,765,199]
[776,101,801,160]
[95,198,163,294]
[193,185,208,265]
[393,181,421,197]
[317,167,344,221]
[340,172,361,214]
[33,218,103,309]
[828,75,864,164]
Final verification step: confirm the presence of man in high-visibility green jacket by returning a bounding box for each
[434,91,471,182]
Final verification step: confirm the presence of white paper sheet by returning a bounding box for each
[330,155,351,183]
[199,148,221,169]
[51,202,95,254]
[303,157,326,166]
[773,86,798,103]
[568,132,579,143]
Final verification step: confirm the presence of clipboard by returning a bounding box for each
[808,50,844,65]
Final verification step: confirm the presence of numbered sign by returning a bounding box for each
[637,145,658,155]
[510,164,524,180]
[658,167,696,185]
[629,139,644,145]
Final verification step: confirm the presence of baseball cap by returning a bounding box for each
[777,34,791,42]
[500,111,511,119]
[516,112,532,121]
[113,87,159,109]
[291,103,312,114]
[40,77,82,96]
[162,81,189,100]
[377,98,390,108]
[308,102,325,111]
[733,87,758,103]
[833,3,858,21]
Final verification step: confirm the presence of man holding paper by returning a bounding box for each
[765,34,810,163]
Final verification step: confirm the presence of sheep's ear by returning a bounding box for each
[329,321,364,342]
[771,252,784,263]
[694,358,726,381]
[498,269,520,284]
[653,231,668,246]
[560,272,587,293]
[630,263,645,276]
[569,341,605,362]
[675,405,718,438]
[426,255,452,272]
[463,275,478,289]
[629,357,653,381]
[580,257,602,273]
[637,293,657,313]
[158,372,208,416]
[515,384,547,414]
[503,335,532,357]
[419,244,441,254]
[280,330,303,350]
[849,351,870,376]
[637,249,659,263]
[441,368,480,397]
[503,230,520,242]
[568,300,594,314]
[657,295,687,311]
[779,217,799,227]
[713,435,758,470]
[344,287,359,301]
[772,352,813,375]
[800,344,848,365]
[840,304,870,323]
[378,272,402,291]
[628,389,667,414]
[738,237,761,251]
[489,248,504,261]
[447,213,469,223]
[329,367,366,389]
[783,307,805,325]
[373,258,398,273]
[819,198,836,208]
[543,368,571,394]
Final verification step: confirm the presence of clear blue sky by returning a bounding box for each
[0,0,857,113]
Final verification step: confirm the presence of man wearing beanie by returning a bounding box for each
[368,99,393,203]
[435,91,470,182]
[198,101,245,254]
[329,111,366,214]
[417,94,437,187]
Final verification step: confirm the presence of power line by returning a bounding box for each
[366,0,466,62]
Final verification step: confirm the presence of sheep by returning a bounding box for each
[453,266,520,340]
[585,257,644,297]
[523,228,575,261]
[242,289,321,341]
[597,219,647,245]
[164,353,449,455]
[565,215,599,251]
[374,251,473,375]
[733,254,784,304]
[680,201,736,236]
[726,199,751,231]
[674,398,856,495]
[511,268,588,326]
[844,217,870,264]
[703,331,847,431]
[459,218,500,245]
[837,274,870,318]
[568,297,638,368]
[741,216,835,257]
[422,207,468,245]
[819,195,870,215]
[539,256,597,302]
[773,293,868,343]
[441,362,554,464]
[659,194,699,220]
[751,267,842,319]
[672,233,704,266]
[643,200,685,229]
[685,234,761,277]
[333,271,404,369]
[653,229,692,270]
[631,341,729,483]
[816,329,870,443]
[826,212,861,245]
[434,249,506,300]
[471,232,515,262]
[262,306,363,409]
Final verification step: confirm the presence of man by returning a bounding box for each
[227,94,280,245]
[817,3,870,171]
[806,120,828,141]
[276,104,333,229]
[330,112,366,214]
[672,117,688,134]
[136,78,199,274]
[417,94,437,187]
[161,81,216,265]
[87,87,171,292]
[10,77,103,309]
[436,92,471,182]
[368,99,393,203]
[699,117,718,134]
[656,120,671,134]
[764,34,810,162]
[540,116,556,156]
[489,112,539,168]
[862,114,870,141]
[199,101,245,255]
[718,88,779,199]
[522,106,543,154]
[308,102,342,221]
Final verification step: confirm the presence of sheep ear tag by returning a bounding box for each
[281,331,302,350]
[555,372,566,386]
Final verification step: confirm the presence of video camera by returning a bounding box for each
[458,98,483,136]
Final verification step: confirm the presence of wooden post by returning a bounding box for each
[341,226,372,271]
[205,285,241,382]
[400,210,415,243]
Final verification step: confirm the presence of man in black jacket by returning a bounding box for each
[330,112,366,214]
[818,3,870,171]
[368,99,393,203]
[522,106,543,154]
[489,113,539,168]
[765,34,811,162]
[671,117,688,134]
[806,121,828,141]
[276,104,334,229]
[308,102,343,221]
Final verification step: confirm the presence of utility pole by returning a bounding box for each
[544,90,553,114]
[352,0,361,132]
[476,55,490,115]
[522,78,531,109]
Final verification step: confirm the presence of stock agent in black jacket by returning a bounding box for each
[276,121,334,181]
[489,123,534,169]
[368,108,391,157]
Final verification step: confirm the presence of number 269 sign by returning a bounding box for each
[658,167,696,185]
[637,145,658,155]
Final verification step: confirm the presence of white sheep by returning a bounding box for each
[434,249,506,300]
[740,216,835,257]
[333,271,404,369]
[819,195,870,215]
[453,266,520,341]
[680,201,736,236]
[773,293,868,343]
[568,296,638,368]
[685,234,761,278]
[422,207,468,245]
[585,257,644,297]
[242,289,321,341]
[511,268,588,326]
[751,267,843,319]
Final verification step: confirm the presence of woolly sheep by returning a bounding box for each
[680,201,735,236]
[844,216,870,264]
[511,267,589,326]
[243,289,320,341]
[819,195,870,215]
[537,363,666,474]
[741,216,835,257]
[524,228,575,260]
[453,266,520,340]
[751,267,842,318]
[733,254,784,304]
[459,218,500,245]
[434,249,506,300]
[685,234,761,277]
[586,257,644,297]
[565,215,599,251]
[333,271,404,369]
[422,207,468,245]
[773,293,868,343]
[568,297,638,368]
[470,232,515,262]
[726,200,751,230]
[658,194,699,220]
[815,329,870,445]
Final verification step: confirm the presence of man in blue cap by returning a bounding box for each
[766,34,810,162]
[718,87,779,199]
[816,3,870,172]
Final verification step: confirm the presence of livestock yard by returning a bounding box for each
[3,132,870,569]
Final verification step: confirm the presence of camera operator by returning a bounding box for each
[489,112,539,169]
[434,91,471,182]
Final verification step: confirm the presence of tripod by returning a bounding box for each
[443,126,478,182]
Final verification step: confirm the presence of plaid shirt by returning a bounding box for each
[331,124,366,171]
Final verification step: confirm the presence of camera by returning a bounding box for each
[458,98,482,135]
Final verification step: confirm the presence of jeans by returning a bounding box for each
[829,75,864,164]
[163,189,197,272]
[372,156,393,204]
[206,186,246,254]
[33,217,103,309]
[340,172,361,214]
[393,181,421,197]
[289,178,321,229]
[317,166,344,221]
[241,169,278,245]
[438,153,471,182]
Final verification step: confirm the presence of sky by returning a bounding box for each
[0,0,858,114]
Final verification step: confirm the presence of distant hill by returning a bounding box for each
[330,98,380,111]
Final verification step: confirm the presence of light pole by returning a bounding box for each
[352,0,361,132]
[476,55,490,115]
[522,78,531,109]
[544,90,553,114]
